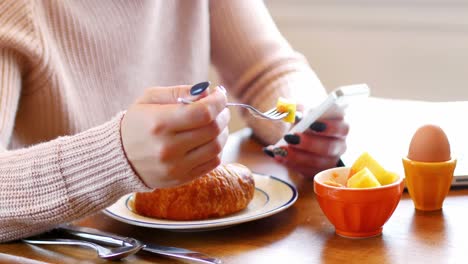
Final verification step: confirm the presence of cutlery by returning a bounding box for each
[58,225,222,264]
[22,237,143,261]
[178,97,287,121]
[184,82,287,121]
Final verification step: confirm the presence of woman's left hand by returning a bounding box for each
[264,118,349,178]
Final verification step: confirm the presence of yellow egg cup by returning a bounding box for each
[402,157,457,211]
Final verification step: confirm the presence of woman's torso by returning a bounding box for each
[10,0,210,148]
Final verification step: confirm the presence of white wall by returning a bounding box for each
[224,0,468,131]
[265,0,468,101]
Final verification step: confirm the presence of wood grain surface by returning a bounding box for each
[1,128,468,264]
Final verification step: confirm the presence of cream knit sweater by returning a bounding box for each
[0,0,326,242]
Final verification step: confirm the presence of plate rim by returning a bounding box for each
[103,173,298,230]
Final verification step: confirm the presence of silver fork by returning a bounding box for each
[58,225,222,264]
[22,237,143,261]
[177,98,288,121]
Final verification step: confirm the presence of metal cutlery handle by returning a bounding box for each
[58,225,131,246]
[24,237,100,248]
[58,225,222,264]
[178,97,287,120]
[22,237,141,260]
[142,243,222,264]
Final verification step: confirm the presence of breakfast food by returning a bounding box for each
[403,124,456,211]
[133,163,255,220]
[347,167,381,188]
[323,152,399,188]
[276,97,297,123]
[349,152,398,186]
[407,124,451,162]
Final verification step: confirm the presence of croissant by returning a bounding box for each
[134,163,255,220]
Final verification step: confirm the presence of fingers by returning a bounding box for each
[282,119,349,156]
[136,85,193,104]
[173,108,231,150]
[153,108,229,163]
[143,87,228,132]
[278,147,339,169]
[169,156,224,186]
[305,119,349,139]
[287,134,347,157]
[185,127,229,165]
[123,83,231,189]
[273,146,340,178]
[263,117,349,177]
[186,158,222,180]
[154,157,223,188]
[173,87,227,131]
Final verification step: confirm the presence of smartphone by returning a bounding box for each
[273,83,370,148]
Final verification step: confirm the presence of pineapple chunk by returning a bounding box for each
[382,171,399,186]
[349,152,391,185]
[276,97,297,123]
[347,168,381,188]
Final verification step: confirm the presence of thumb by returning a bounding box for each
[137,85,193,104]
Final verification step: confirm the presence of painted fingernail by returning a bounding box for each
[263,147,275,158]
[336,158,345,167]
[309,121,327,132]
[284,134,300,145]
[190,81,211,96]
[295,112,303,123]
[273,147,288,157]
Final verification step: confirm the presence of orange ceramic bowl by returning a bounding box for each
[313,167,405,238]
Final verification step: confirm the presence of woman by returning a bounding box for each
[0,0,348,242]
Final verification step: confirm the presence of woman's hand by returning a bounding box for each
[264,118,349,178]
[121,85,230,188]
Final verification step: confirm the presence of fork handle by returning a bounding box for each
[22,238,100,251]
[59,225,222,264]
[58,225,129,246]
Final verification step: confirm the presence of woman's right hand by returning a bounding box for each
[121,85,230,189]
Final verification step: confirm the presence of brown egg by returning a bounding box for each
[407,124,451,162]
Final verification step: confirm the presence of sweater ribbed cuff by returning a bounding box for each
[58,112,150,216]
[0,112,150,242]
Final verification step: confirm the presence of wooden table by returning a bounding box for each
[2,128,468,263]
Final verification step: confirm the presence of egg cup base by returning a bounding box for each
[402,157,456,212]
[335,227,383,239]
[415,206,443,212]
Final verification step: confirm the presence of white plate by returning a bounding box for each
[103,173,298,231]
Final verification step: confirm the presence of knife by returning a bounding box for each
[57,224,222,264]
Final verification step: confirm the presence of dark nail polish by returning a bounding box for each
[309,121,327,132]
[336,159,345,167]
[294,112,303,123]
[190,81,211,96]
[284,134,300,145]
[263,147,275,158]
[273,148,288,157]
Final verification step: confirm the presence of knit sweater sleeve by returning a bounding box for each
[210,0,328,144]
[0,48,149,242]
